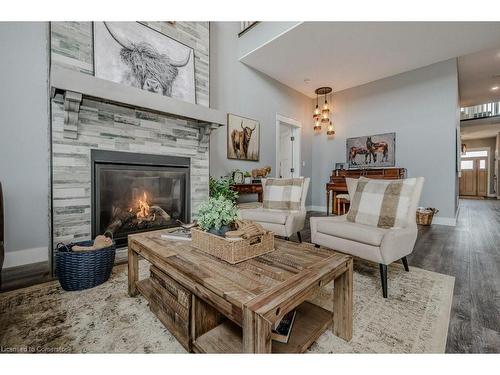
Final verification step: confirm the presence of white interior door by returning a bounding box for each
[278,124,299,178]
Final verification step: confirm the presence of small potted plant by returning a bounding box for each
[197,196,238,236]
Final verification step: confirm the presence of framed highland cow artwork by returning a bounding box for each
[93,22,196,103]
[346,132,396,169]
[227,114,260,161]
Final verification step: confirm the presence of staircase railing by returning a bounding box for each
[461,101,500,120]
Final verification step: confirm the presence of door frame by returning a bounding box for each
[461,146,492,196]
[275,114,302,178]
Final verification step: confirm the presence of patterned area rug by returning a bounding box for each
[0,259,454,353]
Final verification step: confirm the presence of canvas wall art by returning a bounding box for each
[227,114,260,161]
[93,22,196,103]
[346,132,396,168]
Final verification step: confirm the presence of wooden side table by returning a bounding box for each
[231,183,263,202]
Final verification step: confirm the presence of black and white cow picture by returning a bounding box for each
[94,22,196,103]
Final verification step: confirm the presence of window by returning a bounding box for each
[462,150,488,158]
[479,160,486,170]
[461,160,473,170]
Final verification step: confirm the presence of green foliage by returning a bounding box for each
[197,196,238,231]
[209,176,238,202]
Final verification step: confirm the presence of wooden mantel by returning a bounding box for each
[50,66,226,127]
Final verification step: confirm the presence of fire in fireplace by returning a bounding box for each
[91,150,190,247]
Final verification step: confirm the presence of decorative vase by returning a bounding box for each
[208,225,230,237]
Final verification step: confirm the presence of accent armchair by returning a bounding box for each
[238,177,310,242]
[310,177,424,298]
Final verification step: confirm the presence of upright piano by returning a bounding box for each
[326,167,406,215]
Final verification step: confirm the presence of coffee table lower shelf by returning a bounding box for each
[192,301,333,354]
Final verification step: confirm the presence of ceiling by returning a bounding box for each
[458,47,500,107]
[461,121,500,140]
[240,22,500,98]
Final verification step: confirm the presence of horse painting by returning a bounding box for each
[366,137,389,163]
[346,133,395,168]
[348,146,371,165]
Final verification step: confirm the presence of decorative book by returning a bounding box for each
[272,310,296,344]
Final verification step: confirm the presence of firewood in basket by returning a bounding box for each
[72,235,113,252]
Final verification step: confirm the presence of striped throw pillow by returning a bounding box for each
[263,178,304,210]
[346,177,417,229]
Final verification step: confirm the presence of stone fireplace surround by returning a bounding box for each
[50,93,212,261]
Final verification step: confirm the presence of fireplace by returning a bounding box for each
[91,150,190,247]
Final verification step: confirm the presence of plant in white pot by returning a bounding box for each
[197,195,238,236]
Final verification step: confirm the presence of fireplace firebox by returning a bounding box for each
[91,150,190,247]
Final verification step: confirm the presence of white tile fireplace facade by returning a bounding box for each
[51,96,210,249]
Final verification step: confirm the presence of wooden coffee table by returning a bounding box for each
[128,229,353,353]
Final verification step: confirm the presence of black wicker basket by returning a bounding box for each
[56,238,116,291]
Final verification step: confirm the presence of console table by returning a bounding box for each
[128,230,353,353]
[326,167,406,215]
[231,183,263,202]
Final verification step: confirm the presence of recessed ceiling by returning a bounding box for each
[458,48,500,107]
[240,22,500,98]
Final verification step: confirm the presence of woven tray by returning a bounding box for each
[191,227,275,264]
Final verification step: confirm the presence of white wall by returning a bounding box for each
[209,22,313,203]
[311,59,460,223]
[0,22,50,267]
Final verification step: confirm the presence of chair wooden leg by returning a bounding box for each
[296,232,302,243]
[379,264,388,298]
[401,256,409,272]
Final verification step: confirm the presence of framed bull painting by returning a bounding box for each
[93,22,196,104]
[346,132,396,169]
[227,114,260,161]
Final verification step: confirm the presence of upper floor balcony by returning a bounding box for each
[461,102,500,121]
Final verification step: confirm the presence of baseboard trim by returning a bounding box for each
[432,216,457,226]
[307,205,326,212]
[3,247,49,269]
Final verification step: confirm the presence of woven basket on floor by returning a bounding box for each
[56,239,116,291]
[416,208,439,226]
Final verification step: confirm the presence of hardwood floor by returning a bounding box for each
[0,261,51,292]
[302,198,500,353]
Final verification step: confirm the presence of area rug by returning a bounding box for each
[0,259,454,354]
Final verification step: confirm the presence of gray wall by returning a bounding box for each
[209,22,313,203]
[462,137,497,195]
[311,59,460,222]
[0,22,50,267]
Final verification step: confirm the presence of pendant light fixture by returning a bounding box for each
[327,121,335,136]
[313,87,334,136]
[313,92,321,131]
